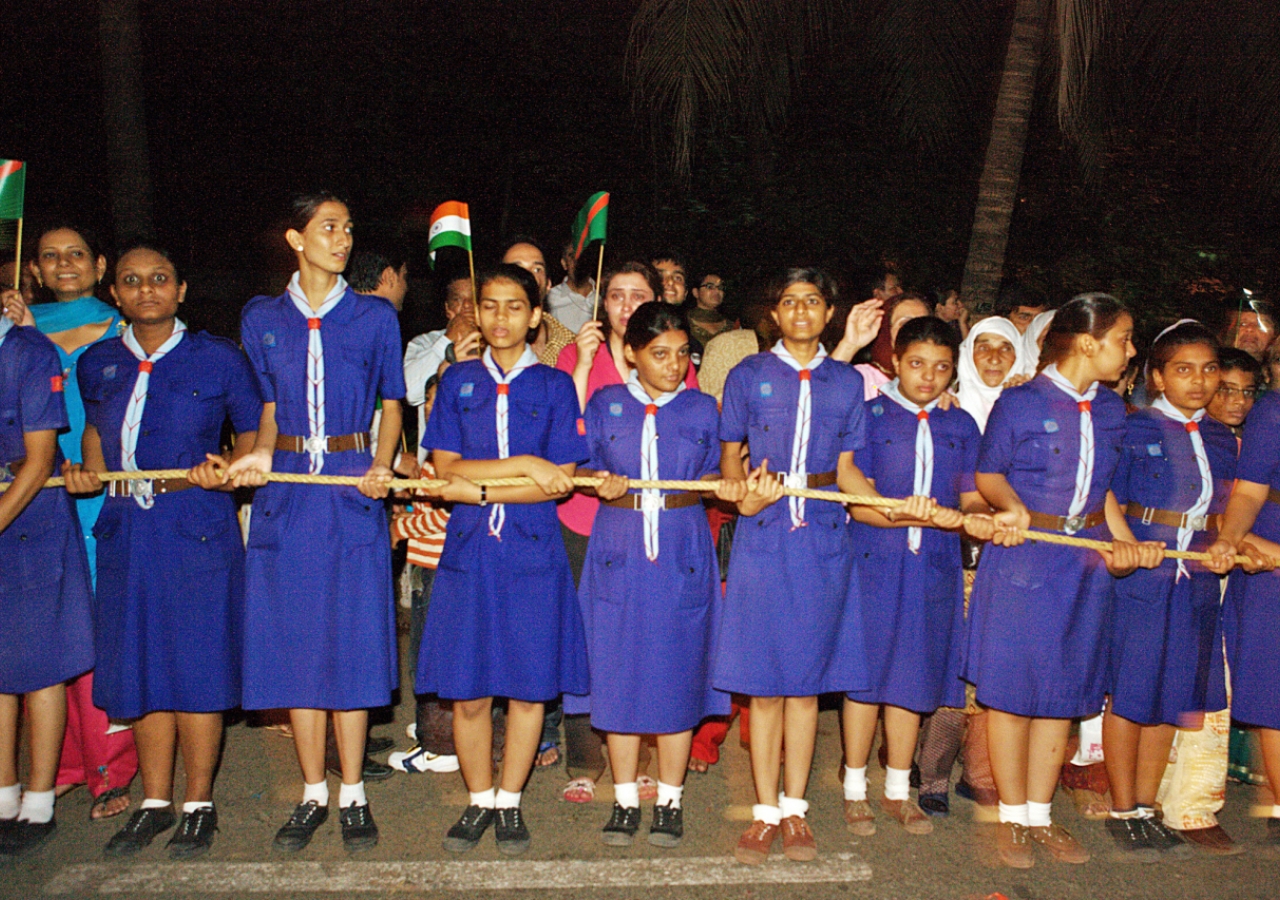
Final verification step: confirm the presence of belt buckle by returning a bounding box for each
[1186,514,1207,531]
[1063,515,1085,535]
[639,492,664,513]
[129,479,154,500]
[304,435,327,455]
[783,472,806,490]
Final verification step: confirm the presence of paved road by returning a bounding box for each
[2,642,1276,899]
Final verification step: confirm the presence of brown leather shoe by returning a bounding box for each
[780,815,817,861]
[1178,824,1243,856]
[734,820,778,866]
[995,821,1034,869]
[879,797,934,835]
[843,799,876,836]
[1029,823,1091,863]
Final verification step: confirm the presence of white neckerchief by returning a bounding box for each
[879,379,941,554]
[1042,364,1099,518]
[957,317,1026,433]
[771,340,827,528]
[482,344,539,539]
[1151,395,1213,581]
[624,371,686,561]
[120,320,188,509]
[0,315,13,349]
[286,272,347,474]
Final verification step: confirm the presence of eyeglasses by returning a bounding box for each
[700,282,724,291]
[1216,386,1259,400]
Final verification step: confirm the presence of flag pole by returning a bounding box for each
[12,217,21,290]
[467,246,477,317]
[592,243,605,321]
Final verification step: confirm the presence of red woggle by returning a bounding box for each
[138,361,153,374]
[496,384,509,395]
[798,370,811,381]
[308,318,322,330]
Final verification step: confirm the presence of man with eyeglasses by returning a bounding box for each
[687,272,736,349]
[995,283,1050,335]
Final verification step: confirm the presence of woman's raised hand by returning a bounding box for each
[574,320,605,372]
[2,289,32,326]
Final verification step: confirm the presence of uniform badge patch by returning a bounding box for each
[1043,419,1059,433]
[1147,443,1164,457]
[609,403,624,416]
[760,382,773,397]
[263,332,276,347]
[460,383,474,397]
[103,365,117,380]
[871,403,884,417]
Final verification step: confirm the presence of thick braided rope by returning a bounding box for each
[4,468,1250,564]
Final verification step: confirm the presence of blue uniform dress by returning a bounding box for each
[846,396,980,713]
[1223,391,1280,730]
[239,289,406,710]
[417,358,589,702]
[79,332,262,718]
[578,385,730,734]
[1108,408,1234,726]
[714,353,869,696]
[963,375,1126,718]
[0,325,94,694]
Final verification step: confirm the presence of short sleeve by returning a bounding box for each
[1237,393,1280,488]
[543,370,590,466]
[840,373,867,453]
[422,365,464,455]
[852,400,879,478]
[239,301,276,403]
[718,362,751,443]
[375,305,407,401]
[584,392,609,471]
[692,395,720,479]
[977,393,1018,474]
[21,337,70,433]
[220,343,265,435]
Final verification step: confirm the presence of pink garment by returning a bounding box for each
[854,363,890,401]
[555,341,699,535]
[57,672,138,797]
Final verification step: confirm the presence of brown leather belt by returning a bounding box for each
[1125,502,1220,533]
[106,477,193,498]
[275,433,369,454]
[600,491,702,511]
[1027,509,1106,535]
[0,457,25,481]
[770,470,838,489]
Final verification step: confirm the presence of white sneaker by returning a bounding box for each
[388,745,460,774]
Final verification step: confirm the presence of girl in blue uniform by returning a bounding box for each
[66,244,262,859]
[965,293,1163,869]
[0,317,94,861]
[227,193,405,853]
[580,302,742,848]
[716,267,934,866]
[1103,321,1234,859]
[418,264,588,857]
[842,317,992,837]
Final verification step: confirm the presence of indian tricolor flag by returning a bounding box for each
[572,191,608,262]
[0,160,24,221]
[428,201,471,268]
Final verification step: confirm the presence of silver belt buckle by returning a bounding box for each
[130,479,154,499]
[639,492,664,513]
[1063,515,1085,535]
[304,435,327,455]
[1186,515,1208,531]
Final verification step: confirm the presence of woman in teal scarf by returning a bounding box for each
[3,224,138,820]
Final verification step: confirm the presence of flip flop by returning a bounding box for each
[89,786,132,821]
[562,777,595,803]
[637,775,658,802]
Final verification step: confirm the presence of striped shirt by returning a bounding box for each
[391,460,450,569]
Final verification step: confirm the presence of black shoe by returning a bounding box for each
[601,802,641,847]
[443,805,494,853]
[0,819,57,861]
[1105,816,1160,862]
[1140,816,1193,858]
[340,803,379,852]
[648,803,684,848]
[366,736,395,755]
[326,755,394,783]
[918,792,950,817]
[104,807,176,858]
[494,806,531,856]
[167,807,217,859]
[273,801,328,852]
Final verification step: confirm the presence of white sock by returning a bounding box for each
[302,780,329,807]
[0,783,21,819]
[1027,800,1053,828]
[656,781,683,809]
[18,789,54,825]
[1272,804,1280,820]
[338,781,367,808]
[1110,806,1141,819]
[469,788,495,809]
[998,802,1029,826]
[183,801,214,814]
[884,766,911,802]
[495,789,522,809]
[778,794,809,819]
[843,765,868,802]
[752,803,782,826]
[614,782,640,809]
[141,798,172,810]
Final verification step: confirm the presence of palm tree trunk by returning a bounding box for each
[959,0,1051,310]
[100,0,154,240]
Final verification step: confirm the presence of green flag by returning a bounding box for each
[0,160,25,220]
[572,191,608,262]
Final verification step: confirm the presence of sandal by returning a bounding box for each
[1065,787,1111,820]
[562,777,596,803]
[264,723,295,740]
[637,775,658,802]
[90,786,132,821]
[687,757,710,775]
[535,741,561,768]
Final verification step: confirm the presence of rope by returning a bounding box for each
[3,468,1251,565]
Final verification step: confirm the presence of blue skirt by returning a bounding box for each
[1223,567,1280,730]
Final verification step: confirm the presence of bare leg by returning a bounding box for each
[987,709,1031,806]
[176,712,223,804]
[453,698,494,793]
[1026,717,1071,804]
[331,710,368,787]
[1135,723,1175,808]
[841,698,880,770]
[0,694,19,788]
[289,709,328,786]
[1256,727,1280,805]
[748,696,784,807]
[782,696,818,801]
[884,705,922,772]
[499,700,543,794]
[25,684,68,794]
[131,712,178,802]
[1103,704,1141,810]
[606,734,641,787]
[655,731,693,788]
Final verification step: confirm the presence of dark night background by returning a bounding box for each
[3,0,1279,344]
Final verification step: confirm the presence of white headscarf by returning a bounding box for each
[1021,310,1056,376]
[957,316,1026,433]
